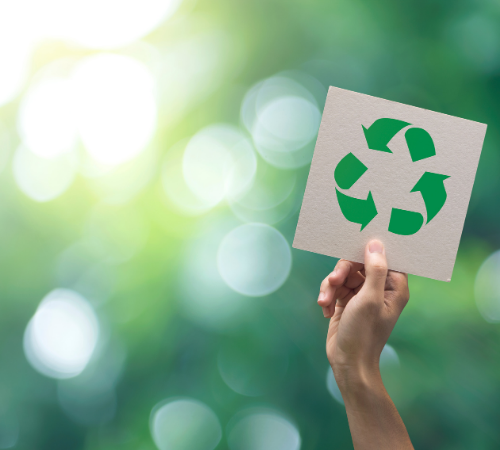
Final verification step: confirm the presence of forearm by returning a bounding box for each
[334,365,413,450]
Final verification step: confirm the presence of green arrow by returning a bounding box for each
[388,208,424,235]
[405,128,436,162]
[362,118,410,153]
[334,152,368,190]
[411,172,450,223]
[336,188,378,231]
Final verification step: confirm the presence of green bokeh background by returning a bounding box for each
[1,0,500,449]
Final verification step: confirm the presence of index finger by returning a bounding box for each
[328,259,364,287]
[318,259,364,310]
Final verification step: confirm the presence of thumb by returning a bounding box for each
[362,239,388,294]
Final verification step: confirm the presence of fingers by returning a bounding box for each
[318,259,365,317]
[336,270,365,290]
[327,260,364,288]
[384,270,410,312]
[361,239,388,296]
[385,270,408,292]
[318,260,363,307]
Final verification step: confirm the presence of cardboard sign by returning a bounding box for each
[293,87,487,281]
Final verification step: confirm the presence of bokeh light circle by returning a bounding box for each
[0,11,32,108]
[162,140,214,216]
[72,53,157,165]
[24,289,99,379]
[45,0,183,49]
[13,144,77,202]
[150,398,222,450]
[241,73,323,169]
[475,250,500,322]
[217,223,292,297]
[18,77,78,158]
[179,224,252,331]
[227,408,301,450]
[183,124,257,207]
[254,96,320,151]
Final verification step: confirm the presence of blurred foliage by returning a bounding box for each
[0,0,499,449]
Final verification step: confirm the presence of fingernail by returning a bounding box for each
[369,240,384,254]
[318,292,326,302]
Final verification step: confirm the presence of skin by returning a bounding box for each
[318,239,414,450]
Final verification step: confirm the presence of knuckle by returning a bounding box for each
[371,263,387,276]
[336,259,350,271]
[372,259,387,270]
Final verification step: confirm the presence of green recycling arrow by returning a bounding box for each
[411,171,450,223]
[335,188,377,231]
[405,128,436,162]
[362,118,410,153]
[334,152,367,189]
[335,118,450,235]
[388,208,424,235]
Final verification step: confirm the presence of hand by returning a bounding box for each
[317,239,409,378]
[318,239,413,449]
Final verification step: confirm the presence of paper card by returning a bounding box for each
[293,86,487,281]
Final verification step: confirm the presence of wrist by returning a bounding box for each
[332,361,384,401]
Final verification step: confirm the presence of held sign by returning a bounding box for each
[293,87,487,281]
[334,118,450,235]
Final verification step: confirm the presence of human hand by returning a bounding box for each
[318,239,413,449]
[317,240,409,377]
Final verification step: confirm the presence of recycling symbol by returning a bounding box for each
[334,118,450,235]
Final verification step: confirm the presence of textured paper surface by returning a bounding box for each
[293,87,487,281]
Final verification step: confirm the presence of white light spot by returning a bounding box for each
[13,145,77,202]
[179,221,252,331]
[150,398,221,450]
[18,77,78,158]
[242,74,323,169]
[0,5,32,107]
[183,125,257,207]
[475,250,500,322]
[72,53,157,165]
[40,0,182,49]
[255,97,320,150]
[24,289,99,379]
[217,223,291,297]
[227,408,300,450]
[162,140,214,216]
